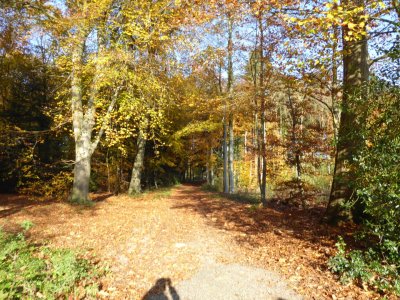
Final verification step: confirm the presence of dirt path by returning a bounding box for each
[141,186,301,300]
[0,185,375,299]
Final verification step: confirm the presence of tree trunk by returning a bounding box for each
[327,0,369,223]
[206,160,210,184]
[260,109,267,206]
[210,163,214,186]
[71,141,92,203]
[258,14,267,207]
[69,22,119,203]
[228,114,234,193]
[223,120,229,193]
[207,145,214,185]
[227,15,235,194]
[287,87,305,206]
[128,125,147,195]
[70,31,91,203]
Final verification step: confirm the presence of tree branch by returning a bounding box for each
[90,87,121,155]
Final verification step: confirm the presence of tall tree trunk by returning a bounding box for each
[327,0,369,222]
[128,121,148,194]
[287,87,305,206]
[206,159,210,184]
[70,31,91,203]
[227,14,235,194]
[217,52,228,192]
[223,118,229,193]
[106,149,111,193]
[210,157,215,186]
[228,115,234,193]
[331,22,340,143]
[260,109,267,206]
[69,21,118,203]
[254,114,259,189]
[257,14,267,207]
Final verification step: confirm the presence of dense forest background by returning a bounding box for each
[1,0,400,297]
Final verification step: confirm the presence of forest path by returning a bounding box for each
[0,185,372,299]
[141,185,301,300]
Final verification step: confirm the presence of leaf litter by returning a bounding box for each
[0,185,387,299]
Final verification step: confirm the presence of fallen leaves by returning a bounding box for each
[0,186,390,299]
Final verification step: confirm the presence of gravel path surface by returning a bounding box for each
[141,187,302,300]
[172,263,301,300]
[144,255,302,300]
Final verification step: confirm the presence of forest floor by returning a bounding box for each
[0,184,380,299]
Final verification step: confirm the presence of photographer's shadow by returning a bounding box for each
[142,278,180,300]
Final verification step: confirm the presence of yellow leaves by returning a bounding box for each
[348,22,356,30]
[174,121,220,139]
[369,0,385,10]
[325,3,334,9]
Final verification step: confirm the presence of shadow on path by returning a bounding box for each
[171,185,341,247]
[0,195,56,219]
[142,278,180,300]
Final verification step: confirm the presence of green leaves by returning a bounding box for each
[328,79,400,296]
[0,223,103,299]
[329,236,400,295]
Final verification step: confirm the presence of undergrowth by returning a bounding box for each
[328,80,400,298]
[328,237,400,297]
[202,184,260,204]
[0,221,104,299]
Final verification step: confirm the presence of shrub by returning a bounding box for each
[0,222,103,299]
[328,237,400,296]
[328,79,400,297]
[19,171,73,200]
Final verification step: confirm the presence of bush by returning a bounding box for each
[19,171,73,199]
[329,79,400,297]
[328,237,400,296]
[0,222,103,299]
[201,183,219,192]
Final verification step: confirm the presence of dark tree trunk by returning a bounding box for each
[327,0,369,223]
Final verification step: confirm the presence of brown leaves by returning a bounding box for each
[0,186,385,299]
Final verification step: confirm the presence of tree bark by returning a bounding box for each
[228,116,234,194]
[287,87,305,206]
[257,14,267,207]
[68,17,119,203]
[71,141,92,203]
[227,15,235,194]
[327,0,369,223]
[223,119,229,193]
[70,30,91,203]
[128,121,148,195]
